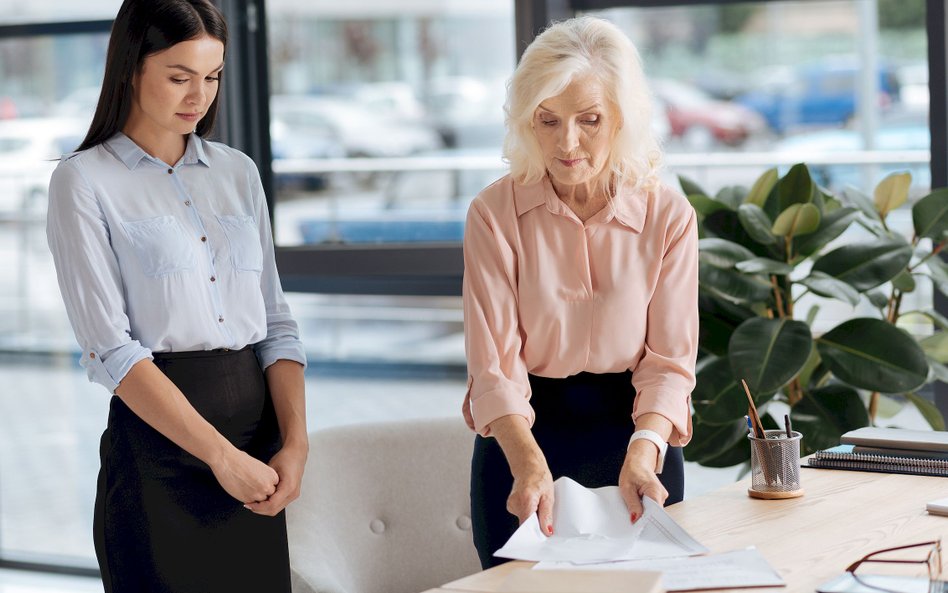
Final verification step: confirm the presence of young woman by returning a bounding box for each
[46,2,307,591]
[463,16,698,568]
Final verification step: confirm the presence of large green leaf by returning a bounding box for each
[698,294,756,356]
[793,207,859,258]
[873,172,912,218]
[816,318,930,392]
[772,203,821,237]
[715,186,747,210]
[912,188,948,240]
[735,257,793,275]
[704,210,777,258]
[791,384,869,454]
[906,392,946,431]
[679,175,710,200]
[920,332,948,364]
[842,186,881,223]
[692,357,750,424]
[745,168,779,208]
[683,417,750,465]
[925,255,948,297]
[700,262,774,305]
[737,204,777,246]
[891,270,916,293]
[798,271,860,306]
[728,317,812,394]
[688,193,729,218]
[778,163,819,212]
[699,238,756,268]
[811,238,913,292]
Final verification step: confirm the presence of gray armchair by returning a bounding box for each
[287,417,481,593]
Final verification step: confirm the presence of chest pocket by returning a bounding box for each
[122,215,196,277]
[217,214,263,273]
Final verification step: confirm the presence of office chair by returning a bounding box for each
[287,417,481,593]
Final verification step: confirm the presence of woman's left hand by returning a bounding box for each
[244,443,308,516]
[618,444,668,523]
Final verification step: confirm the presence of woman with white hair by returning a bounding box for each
[462,16,698,568]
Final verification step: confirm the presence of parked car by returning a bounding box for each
[773,108,929,193]
[0,117,87,215]
[424,76,506,149]
[270,95,442,159]
[651,78,767,148]
[738,58,901,134]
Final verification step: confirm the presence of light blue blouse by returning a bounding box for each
[47,132,306,393]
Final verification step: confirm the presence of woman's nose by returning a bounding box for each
[557,121,580,152]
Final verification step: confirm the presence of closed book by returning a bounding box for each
[840,427,948,452]
[852,445,948,461]
[805,445,948,477]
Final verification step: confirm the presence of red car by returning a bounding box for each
[652,78,768,148]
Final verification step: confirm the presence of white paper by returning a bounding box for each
[494,477,708,563]
[535,547,785,591]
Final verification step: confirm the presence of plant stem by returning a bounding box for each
[771,275,786,318]
[869,391,879,423]
[787,378,804,406]
[908,239,946,273]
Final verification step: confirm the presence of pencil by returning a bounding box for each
[741,379,765,439]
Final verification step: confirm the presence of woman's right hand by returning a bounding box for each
[508,461,555,534]
[211,445,280,505]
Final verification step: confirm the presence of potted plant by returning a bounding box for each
[682,164,948,467]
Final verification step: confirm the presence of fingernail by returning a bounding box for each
[630,512,638,523]
[547,525,553,535]
[243,505,252,510]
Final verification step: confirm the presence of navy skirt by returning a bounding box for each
[93,347,290,593]
[470,371,685,569]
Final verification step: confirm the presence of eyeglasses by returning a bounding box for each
[846,540,943,593]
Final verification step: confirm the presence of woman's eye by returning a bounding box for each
[205,76,220,82]
[540,119,557,127]
[582,117,600,126]
[171,78,188,84]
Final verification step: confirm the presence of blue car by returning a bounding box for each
[738,60,900,134]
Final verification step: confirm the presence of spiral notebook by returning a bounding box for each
[805,445,948,478]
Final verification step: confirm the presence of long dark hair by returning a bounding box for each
[75,0,228,152]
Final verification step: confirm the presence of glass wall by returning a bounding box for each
[580,1,931,335]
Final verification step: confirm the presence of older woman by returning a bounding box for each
[462,16,698,568]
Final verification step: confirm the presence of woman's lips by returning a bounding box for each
[177,112,201,122]
[558,158,583,167]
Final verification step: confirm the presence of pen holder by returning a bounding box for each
[747,430,804,499]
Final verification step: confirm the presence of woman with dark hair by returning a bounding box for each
[47,1,307,591]
[463,17,698,568]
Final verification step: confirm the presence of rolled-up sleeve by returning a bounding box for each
[631,207,699,446]
[247,165,307,371]
[47,159,153,393]
[462,198,534,436]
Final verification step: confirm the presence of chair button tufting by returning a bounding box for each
[456,516,472,531]
[370,519,386,534]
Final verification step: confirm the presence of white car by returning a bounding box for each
[0,117,87,215]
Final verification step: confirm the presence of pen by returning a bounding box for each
[784,414,793,438]
[745,415,752,435]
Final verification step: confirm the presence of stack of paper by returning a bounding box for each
[494,477,785,591]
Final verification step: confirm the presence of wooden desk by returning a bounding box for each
[425,467,948,593]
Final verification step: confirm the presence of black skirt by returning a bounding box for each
[469,371,685,569]
[93,347,290,593]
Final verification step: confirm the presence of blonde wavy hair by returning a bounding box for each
[503,16,663,196]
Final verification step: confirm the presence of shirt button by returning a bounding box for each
[200,236,207,242]
[184,200,192,206]
[218,316,224,323]
[210,276,216,282]
[167,168,173,174]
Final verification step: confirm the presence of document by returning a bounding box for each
[535,547,786,591]
[494,477,708,563]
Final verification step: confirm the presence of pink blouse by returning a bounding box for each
[462,175,698,446]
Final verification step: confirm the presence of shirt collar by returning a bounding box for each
[514,175,647,232]
[105,132,210,170]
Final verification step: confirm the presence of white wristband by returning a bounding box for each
[628,429,668,474]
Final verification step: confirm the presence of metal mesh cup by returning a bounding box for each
[747,429,804,499]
